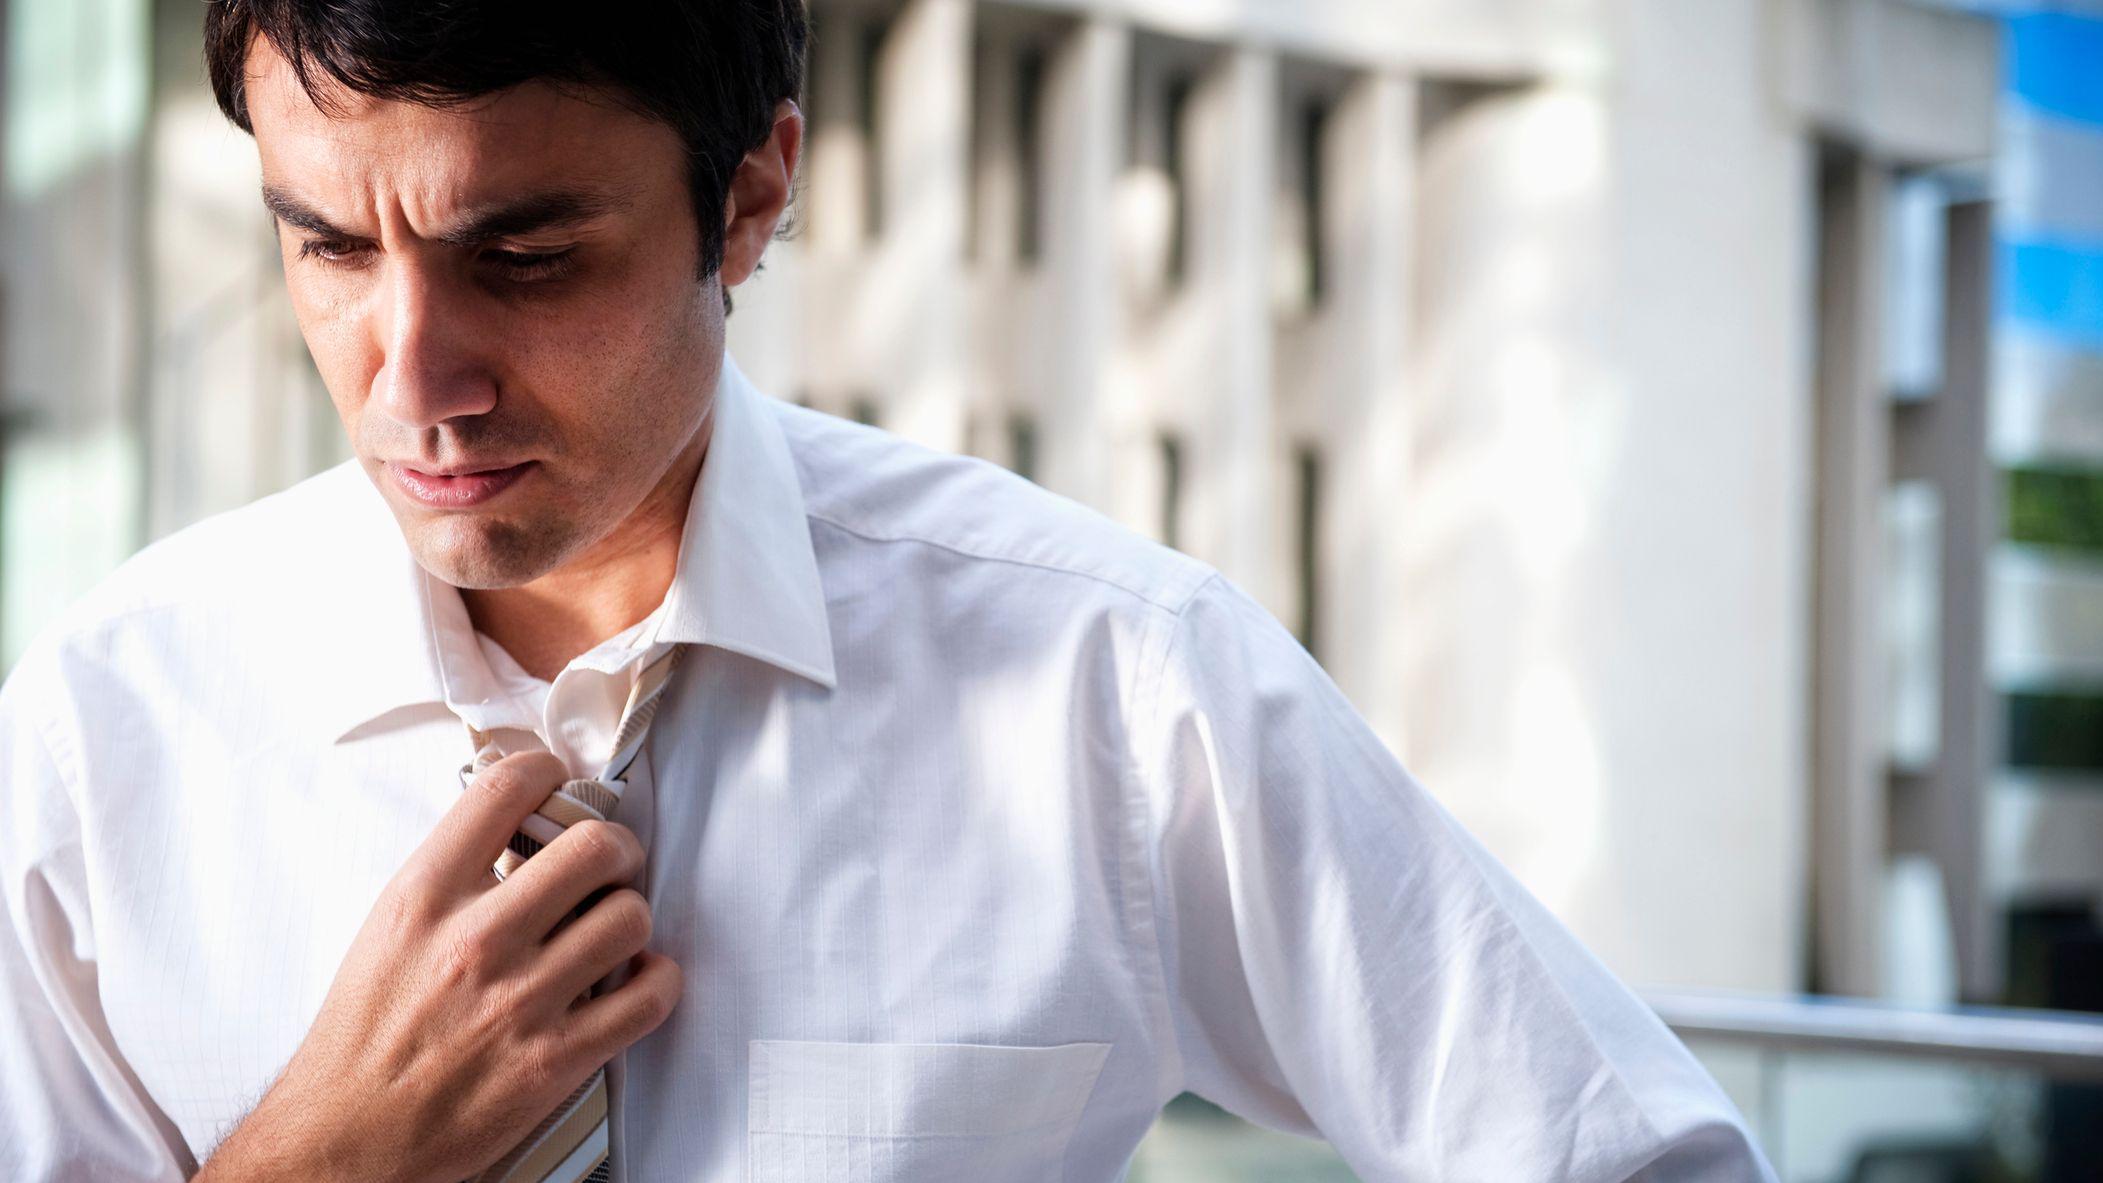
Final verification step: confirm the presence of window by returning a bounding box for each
[1299,98,1329,307]
[1293,444,1322,656]
[2002,463,2103,775]
[967,37,1047,267]
[1158,431,1185,549]
[2007,463,2103,551]
[1165,74,1194,286]
[1007,412,1038,483]
[2007,691,2103,772]
[857,21,886,241]
[1015,44,1046,265]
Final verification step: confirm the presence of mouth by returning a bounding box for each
[387,459,536,509]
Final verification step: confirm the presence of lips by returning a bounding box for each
[389,460,535,509]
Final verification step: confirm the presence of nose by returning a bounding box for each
[369,257,498,430]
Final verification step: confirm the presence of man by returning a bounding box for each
[0,1,1774,1180]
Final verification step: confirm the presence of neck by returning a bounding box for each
[461,423,711,682]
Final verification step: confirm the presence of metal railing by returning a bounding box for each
[1647,989,2103,1080]
[1133,992,2103,1180]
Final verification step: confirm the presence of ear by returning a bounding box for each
[717,99,804,290]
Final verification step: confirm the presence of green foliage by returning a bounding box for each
[2006,689,2103,772]
[2006,463,2103,553]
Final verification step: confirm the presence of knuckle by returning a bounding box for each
[588,959,679,1053]
[649,960,684,1021]
[434,934,479,991]
[567,819,617,863]
[611,823,645,870]
[375,878,436,934]
[602,889,652,949]
[569,819,640,871]
[464,769,520,817]
[435,920,501,988]
[491,971,541,1034]
[472,969,548,1060]
[610,991,658,1047]
[472,751,564,800]
[632,956,680,1026]
[503,750,569,786]
[517,1028,567,1096]
[467,758,520,798]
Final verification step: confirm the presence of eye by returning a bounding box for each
[482,247,577,281]
[296,238,372,266]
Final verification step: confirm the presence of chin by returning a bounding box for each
[405,514,567,590]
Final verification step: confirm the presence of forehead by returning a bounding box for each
[242,34,677,210]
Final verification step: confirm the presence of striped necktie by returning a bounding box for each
[455,642,686,1183]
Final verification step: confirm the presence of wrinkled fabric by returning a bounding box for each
[0,352,1773,1182]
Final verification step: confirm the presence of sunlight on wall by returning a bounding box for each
[1,0,153,664]
[1401,83,1616,924]
[3,0,147,202]
[0,427,138,664]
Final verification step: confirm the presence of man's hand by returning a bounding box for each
[196,752,683,1183]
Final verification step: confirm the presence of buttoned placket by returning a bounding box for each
[601,730,660,1183]
[449,631,680,1183]
[447,602,669,768]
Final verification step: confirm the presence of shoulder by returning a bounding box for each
[768,398,1216,620]
[12,460,380,684]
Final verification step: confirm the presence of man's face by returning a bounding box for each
[245,36,721,589]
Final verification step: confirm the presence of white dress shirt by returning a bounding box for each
[0,351,1775,1181]
[455,578,670,779]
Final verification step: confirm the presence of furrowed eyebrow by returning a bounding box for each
[258,185,628,246]
[433,190,626,247]
[261,184,357,240]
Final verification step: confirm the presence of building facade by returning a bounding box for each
[0,0,2022,1006]
[1982,5,2103,1015]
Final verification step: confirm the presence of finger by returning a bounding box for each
[538,886,653,1007]
[480,818,646,944]
[415,751,570,896]
[566,950,682,1062]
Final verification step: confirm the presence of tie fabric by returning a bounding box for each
[454,642,686,1183]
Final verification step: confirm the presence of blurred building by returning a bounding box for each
[1978,4,2103,1028]
[2,0,2059,1013]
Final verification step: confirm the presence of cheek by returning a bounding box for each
[519,277,709,438]
[283,273,380,414]
[548,253,693,358]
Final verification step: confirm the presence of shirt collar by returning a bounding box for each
[318,349,836,745]
[648,351,837,685]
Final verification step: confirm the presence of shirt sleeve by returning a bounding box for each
[0,648,196,1181]
[1134,573,1776,1182]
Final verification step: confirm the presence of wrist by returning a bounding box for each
[199,1084,396,1183]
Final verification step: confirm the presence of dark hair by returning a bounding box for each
[204,0,807,281]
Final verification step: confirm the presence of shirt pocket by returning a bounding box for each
[746,1038,1112,1183]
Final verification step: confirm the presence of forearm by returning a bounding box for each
[192,1085,412,1183]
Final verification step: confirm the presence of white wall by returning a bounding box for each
[10,0,2013,998]
[0,0,151,666]
[1393,0,1812,992]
